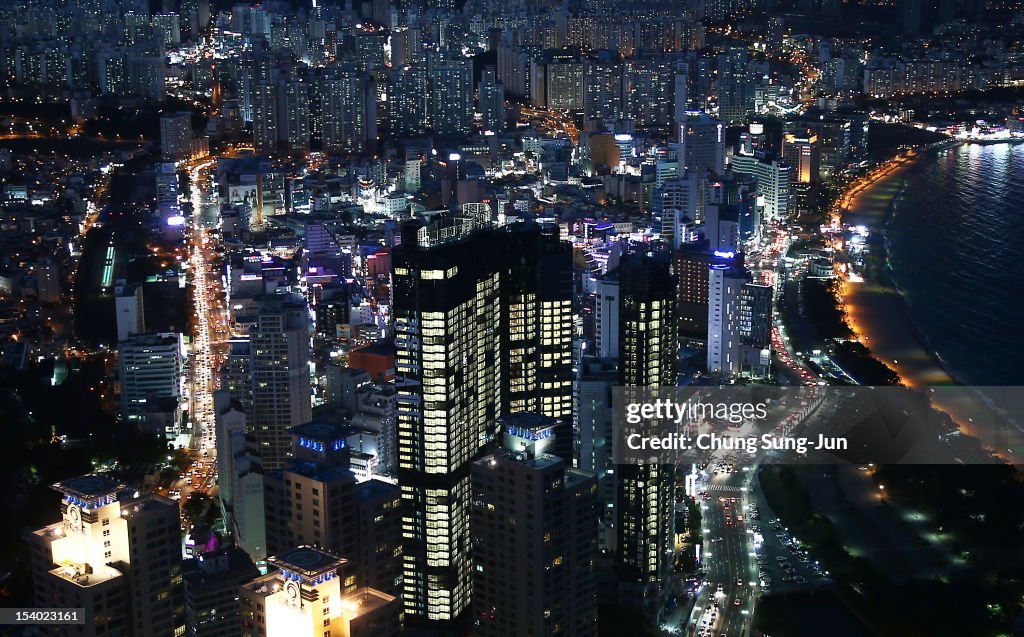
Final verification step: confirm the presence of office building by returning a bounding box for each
[707,266,772,377]
[782,130,820,184]
[183,547,260,637]
[114,281,145,342]
[239,547,399,637]
[214,391,268,563]
[594,272,619,359]
[674,243,742,341]
[118,332,184,437]
[732,150,792,221]
[678,111,725,177]
[263,421,403,596]
[27,475,185,637]
[574,357,618,551]
[471,414,598,636]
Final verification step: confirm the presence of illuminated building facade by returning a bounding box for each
[27,475,185,637]
[615,251,676,618]
[391,216,572,633]
[239,547,399,637]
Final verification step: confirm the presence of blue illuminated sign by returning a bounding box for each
[506,426,553,441]
[298,438,325,453]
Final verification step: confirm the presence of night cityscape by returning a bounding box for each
[1,0,1024,635]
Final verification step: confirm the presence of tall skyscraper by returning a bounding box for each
[478,65,504,132]
[320,66,376,154]
[594,273,620,359]
[503,223,574,427]
[430,58,474,135]
[222,295,312,471]
[471,414,598,637]
[214,391,268,562]
[27,475,185,637]
[392,217,573,633]
[615,251,676,619]
[678,110,725,177]
[574,356,619,551]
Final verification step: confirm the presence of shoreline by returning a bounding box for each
[839,144,1023,462]
[840,151,959,389]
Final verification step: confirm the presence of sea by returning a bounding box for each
[884,142,1024,386]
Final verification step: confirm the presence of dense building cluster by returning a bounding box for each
[3,0,1022,636]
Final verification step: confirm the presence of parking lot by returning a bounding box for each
[747,494,832,595]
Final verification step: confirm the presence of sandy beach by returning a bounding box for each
[841,158,958,388]
[840,150,1023,462]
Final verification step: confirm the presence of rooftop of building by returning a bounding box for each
[349,340,396,358]
[342,587,397,619]
[282,460,354,484]
[52,474,124,504]
[47,560,123,589]
[355,478,400,502]
[269,546,347,583]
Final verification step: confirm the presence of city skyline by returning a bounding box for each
[1,0,1023,636]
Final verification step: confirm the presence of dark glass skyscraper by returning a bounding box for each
[614,251,677,618]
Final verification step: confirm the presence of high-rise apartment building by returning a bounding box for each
[319,66,376,154]
[27,475,185,637]
[160,111,193,160]
[430,58,474,135]
[222,295,311,471]
[387,66,429,138]
[392,217,572,633]
[478,65,504,132]
[615,251,676,619]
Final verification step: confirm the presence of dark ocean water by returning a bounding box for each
[885,143,1024,386]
